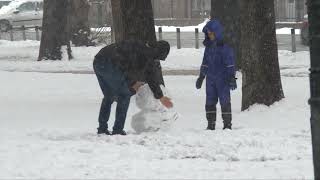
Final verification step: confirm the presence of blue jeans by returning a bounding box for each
[93,58,133,132]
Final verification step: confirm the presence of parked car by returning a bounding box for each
[0,0,43,32]
[301,14,309,46]
[0,0,12,9]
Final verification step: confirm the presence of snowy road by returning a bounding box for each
[0,71,313,179]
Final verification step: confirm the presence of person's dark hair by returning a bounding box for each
[152,40,170,61]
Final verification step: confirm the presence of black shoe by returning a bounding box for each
[97,128,111,135]
[221,103,232,130]
[206,105,216,131]
[112,130,127,136]
[223,123,232,130]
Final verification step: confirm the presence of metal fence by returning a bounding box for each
[0,26,41,41]
[0,26,114,45]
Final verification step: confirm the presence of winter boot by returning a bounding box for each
[97,127,111,135]
[112,130,127,136]
[222,103,232,130]
[206,105,216,130]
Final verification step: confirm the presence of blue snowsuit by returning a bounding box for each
[198,19,236,130]
[200,20,236,107]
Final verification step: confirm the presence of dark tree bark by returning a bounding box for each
[308,0,320,178]
[211,0,241,69]
[111,0,156,43]
[239,0,284,111]
[110,0,123,42]
[70,0,92,46]
[38,0,72,61]
[111,0,164,85]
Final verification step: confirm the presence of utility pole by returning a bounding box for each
[308,0,320,179]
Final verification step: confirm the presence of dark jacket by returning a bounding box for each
[95,40,164,99]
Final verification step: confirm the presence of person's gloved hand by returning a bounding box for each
[196,75,205,89]
[229,77,237,90]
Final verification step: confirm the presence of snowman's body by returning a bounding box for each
[131,84,178,133]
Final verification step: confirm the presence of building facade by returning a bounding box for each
[275,0,307,22]
[88,0,307,27]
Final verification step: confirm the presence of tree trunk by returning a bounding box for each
[111,0,164,85]
[110,0,122,42]
[308,0,320,178]
[211,0,241,69]
[70,0,92,46]
[38,0,72,61]
[111,0,156,43]
[240,0,284,111]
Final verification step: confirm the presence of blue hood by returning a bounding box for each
[202,19,224,41]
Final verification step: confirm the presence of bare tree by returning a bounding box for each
[211,0,241,69]
[38,0,72,61]
[239,0,284,111]
[111,0,164,84]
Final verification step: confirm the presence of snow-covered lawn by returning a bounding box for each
[0,40,310,77]
[0,39,313,179]
[0,71,313,179]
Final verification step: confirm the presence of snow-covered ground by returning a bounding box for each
[0,72,313,179]
[0,40,313,179]
[0,40,310,77]
[277,27,301,35]
[92,20,301,34]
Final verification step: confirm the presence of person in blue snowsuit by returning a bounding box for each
[196,19,237,130]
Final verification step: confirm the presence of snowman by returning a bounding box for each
[131,84,179,133]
